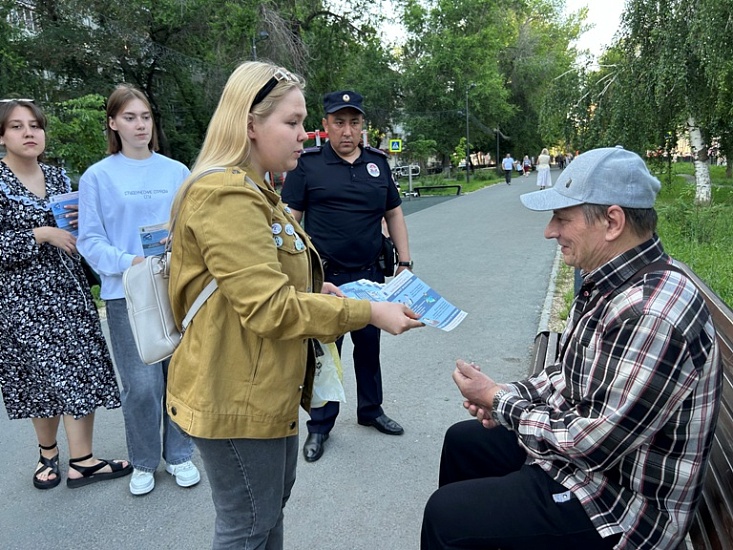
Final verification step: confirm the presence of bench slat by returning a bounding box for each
[530,332,550,376]
[687,495,726,550]
[702,455,733,549]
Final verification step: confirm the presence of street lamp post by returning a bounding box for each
[251,30,269,61]
[495,128,500,176]
[465,83,476,184]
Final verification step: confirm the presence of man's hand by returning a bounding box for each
[453,359,498,408]
[463,400,498,429]
[453,359,508,428]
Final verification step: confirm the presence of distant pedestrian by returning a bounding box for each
[522,155,532,177]
[536,148,552,190]
[501,153,514,185]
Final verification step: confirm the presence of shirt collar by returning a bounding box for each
[324,142,364,165]
[582,234,667,295]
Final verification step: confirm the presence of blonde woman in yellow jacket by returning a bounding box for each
[167,61,422,549]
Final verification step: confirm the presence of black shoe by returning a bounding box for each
[303,433,328,462]
[358,414,404,435]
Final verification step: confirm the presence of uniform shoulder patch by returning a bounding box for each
[364,145,388,158]
[301,146,322,155]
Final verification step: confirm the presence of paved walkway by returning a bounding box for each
[0,171,559,550]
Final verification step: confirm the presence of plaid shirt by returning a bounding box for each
[496,236,721,549]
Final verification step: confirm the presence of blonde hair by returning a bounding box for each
[106,84,159,154]
[171,62,304,219]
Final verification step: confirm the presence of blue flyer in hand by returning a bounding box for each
[339,270,467,331]
[49,191,79,237]
[139,223,169,257]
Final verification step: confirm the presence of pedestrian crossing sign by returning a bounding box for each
[389,139,402,153]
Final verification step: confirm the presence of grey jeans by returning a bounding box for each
[193,435,298,550]
[106,298,194,471]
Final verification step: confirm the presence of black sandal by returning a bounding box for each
[33,442,61,490]
[66,453,133,489]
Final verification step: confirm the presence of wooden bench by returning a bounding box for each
[530,263,733,550]
[408,184,462,197]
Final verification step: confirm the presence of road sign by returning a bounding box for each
[389,139,402,153]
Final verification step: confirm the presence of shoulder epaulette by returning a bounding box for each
[364,145,388,158]
[301,146,323,155]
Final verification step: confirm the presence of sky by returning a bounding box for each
[564,0,626,58]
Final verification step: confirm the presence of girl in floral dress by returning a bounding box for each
[0,99,131,489]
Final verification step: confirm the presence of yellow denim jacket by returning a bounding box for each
[166,167,371,439]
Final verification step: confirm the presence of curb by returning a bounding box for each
[538,244,563,334]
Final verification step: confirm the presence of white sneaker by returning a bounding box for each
[165,461,201,488]
[129,469,155,496]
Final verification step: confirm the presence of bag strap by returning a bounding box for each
[175,170,266,331]
[181,278,218,332]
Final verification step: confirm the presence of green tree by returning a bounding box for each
[498,0,579,157]
[568,1,717,203]
[0,1,38,98]
[6,0,405,165]
[690,0,733,178]
[404,136,438,171]
[45,94,107,179]
[399,0,513,163]
[398,0,577,165]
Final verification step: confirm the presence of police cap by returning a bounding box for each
[323,90,365,115]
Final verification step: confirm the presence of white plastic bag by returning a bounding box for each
[311,340,346,408]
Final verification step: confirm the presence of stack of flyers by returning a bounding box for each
[139,223,170,257]
[49,191,79,237]
[338,270,467,332]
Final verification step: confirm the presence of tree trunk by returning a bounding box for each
[687,116,712,205]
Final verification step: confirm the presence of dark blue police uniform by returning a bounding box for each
[281,141,402,434]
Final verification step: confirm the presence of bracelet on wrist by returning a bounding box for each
[491,388,510,423]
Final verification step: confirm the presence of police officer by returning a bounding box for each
[282,90,413,462]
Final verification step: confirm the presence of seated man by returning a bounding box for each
[422,147,722,550]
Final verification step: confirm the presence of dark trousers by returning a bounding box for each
[307,264,385,434]
[421,421,621,550]
[504,169,512,184]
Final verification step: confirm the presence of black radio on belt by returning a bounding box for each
[377,236,398,276]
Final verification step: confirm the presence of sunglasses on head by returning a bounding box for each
[251,69,298,108]
[0,98,35,103]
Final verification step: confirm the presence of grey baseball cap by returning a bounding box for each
[520,147,661,211]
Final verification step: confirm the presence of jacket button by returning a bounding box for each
[289,422,296,430]
[171,407,177,416]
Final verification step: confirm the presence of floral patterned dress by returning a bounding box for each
[0,162,121,419]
